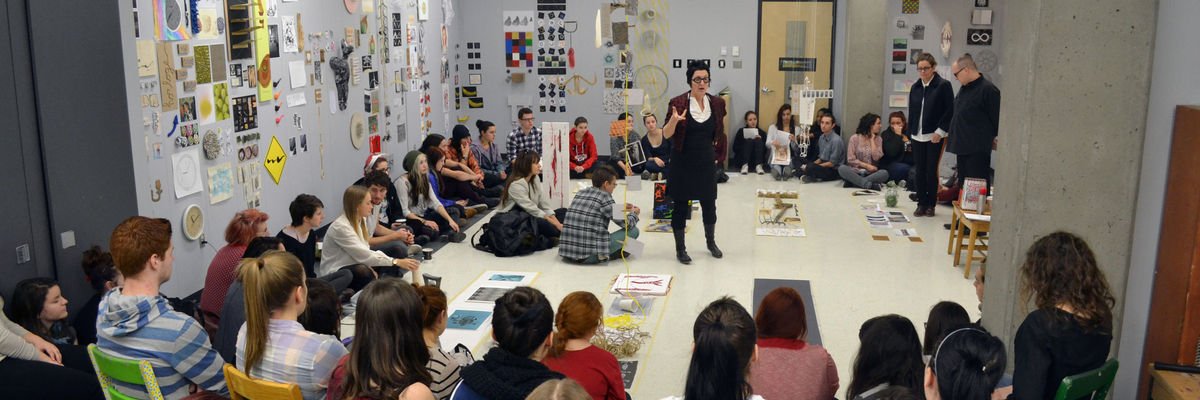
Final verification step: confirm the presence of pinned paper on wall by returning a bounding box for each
[210,44,228,81]
[889,94,909,108]
[263,136,288,184]
[894,80,914,92]
[214,83,231,121]
[197,9,219,40]
[153,0,191,41]
[418,0,429,20]
[289,60,307,88]
[137,40,158,77]
[197,84,216,125]
[902,0,919,14]
[282,16,299,53]
[195,45,212,84]
[171,148,203,198]
[207,162,234,204]
[286,92,307,107]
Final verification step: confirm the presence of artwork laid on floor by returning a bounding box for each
[447,310,491,330]
[854,195,922,242]
[489,274,526,282]
[755,190,805,237]
[466,287,510,303]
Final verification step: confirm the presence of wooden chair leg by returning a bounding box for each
[965,230,979,278]
[947,214,958,254]
[954,221,966,266]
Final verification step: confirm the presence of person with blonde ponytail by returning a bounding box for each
[322,185,422,292]
[541,292,624,400]
[236,251,348,400]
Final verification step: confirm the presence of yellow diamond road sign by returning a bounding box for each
[263,135,287,185]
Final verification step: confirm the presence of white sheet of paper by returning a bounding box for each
[286,92,307,107]
[625,89,644,105]
[289,61,307,89]
[620,236,645,258]
[742,128,759,139]
[625,175,642,191]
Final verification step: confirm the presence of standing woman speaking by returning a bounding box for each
[663,61,726,265]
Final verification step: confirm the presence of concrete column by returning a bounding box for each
[983,0,1158,373]
[841,0,886,127]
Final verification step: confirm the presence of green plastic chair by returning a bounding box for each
[87,344,165,400]
[1052,358,1119,400]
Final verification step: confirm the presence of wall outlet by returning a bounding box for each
[733,60,743,69]
[16,245,30,264]
[732,46,740,57]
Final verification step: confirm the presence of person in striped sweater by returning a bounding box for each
[97,216,228,400]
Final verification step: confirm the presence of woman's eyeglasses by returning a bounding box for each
[691,77,711,84]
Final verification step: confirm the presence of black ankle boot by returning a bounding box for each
[704,224,723,258]
[674,230,691,264]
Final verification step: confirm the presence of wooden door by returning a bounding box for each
[757,0,835,126]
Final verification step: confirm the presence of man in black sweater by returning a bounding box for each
[948,53,1001,194]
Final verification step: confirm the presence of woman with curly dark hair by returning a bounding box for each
[999,231,1115,400]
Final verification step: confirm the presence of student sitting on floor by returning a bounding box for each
[994,232,1116,400]
[355,154,409,224]
[73,245,122,346]
[750,287,839,400]
[12,278,76,345]
[498,150,567,240]
[456,287,564,400]
[0,286,103,400]
[426,149,493,215]
[321,185,421,292]
[559,166,641,264]
[846,315,925,400]
[328,279,435,400]
[659,297,762,400]
[923,325,1006,400]
[608,113,644,179]
[921,301,971,362]
[766,104,800,181]
[880,112,915,187]
[235,251,347,400]
[796,113,846,183]
[806,108,841,162]
[416,284,469,400]
[838,113,890,190]
[297,279,342,339]
[277,194,353,292]
[732,111,765,175]
[361,170,423,255]
[99,216,229,399]
[640,113,673,181]
[200,208,270,337]
[542,291,626,400]
[471,120,509,186]
[426,135,500,209]
[569,117,598,179]
[399,152,467,243]
[449,124,504,197]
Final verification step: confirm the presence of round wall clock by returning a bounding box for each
[350,112,366,149]
[183,204,204,240]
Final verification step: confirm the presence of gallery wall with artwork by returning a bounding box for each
[882,0,1004,113]
[125,0,464,296]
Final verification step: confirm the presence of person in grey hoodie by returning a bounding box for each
[97,216,228,400]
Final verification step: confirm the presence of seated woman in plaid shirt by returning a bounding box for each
[558,166,641,264]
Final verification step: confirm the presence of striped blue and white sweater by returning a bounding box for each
[96,288,228,400]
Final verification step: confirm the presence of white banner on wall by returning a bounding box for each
[540,122,571,209]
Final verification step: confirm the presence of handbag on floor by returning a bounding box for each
[471,209,552,257]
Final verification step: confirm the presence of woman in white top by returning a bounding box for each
[320,185,420,291]
[497,150,567,238]
[660,297,764,400]
[765,104,798,181]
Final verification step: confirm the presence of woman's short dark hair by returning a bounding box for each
[847,314,925,399]
[923,301,971,355]
[288,194,324,227]
[686,59,710,84]
[856,113,882,136]
[744,110,757,121]
[573,116,588,127]
[928,325,1006,400]
[298,279,342,338]
[244,236,284,259]
[492,286,555,358]
[685,297,757,400]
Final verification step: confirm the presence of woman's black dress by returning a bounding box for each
[667,111,718,201]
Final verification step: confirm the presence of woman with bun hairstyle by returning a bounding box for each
[73,245,123,345]
[456,286,564,400]
[542,292,625,400]
[922,325,1006,400]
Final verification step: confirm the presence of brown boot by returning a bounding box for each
[464,208,478,219]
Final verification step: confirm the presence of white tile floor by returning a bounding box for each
[364,172,979,400]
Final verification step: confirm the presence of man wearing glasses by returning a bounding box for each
[506,107,543,173]
[947,53,1000,196]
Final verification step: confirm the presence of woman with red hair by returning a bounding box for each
[750,287,838,400]
[542,292,625,400]
[199,209,269,334]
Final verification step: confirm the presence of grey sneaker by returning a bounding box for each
[756,165,765,175]
[801,175,815,184]
[899,180,907,189]
[641,171,651,180]
[740,165,749,175]
[408,244,422,255]
[770,168,781,181]
[782,166,794,180]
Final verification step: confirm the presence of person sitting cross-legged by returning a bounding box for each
[559,165,641,264]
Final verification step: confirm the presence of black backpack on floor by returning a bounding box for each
[471,209,552,257]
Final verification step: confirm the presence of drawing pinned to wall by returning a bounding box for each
[197,84,216,125]
[909,49,923,64]
[611,22,629,46]
[892,51,906,62]
[265,0,278,17]
[894,80,914,92]
[602,90,625,114]
[911,25,925,40]
[154,0,191,41]
[892,63,906,74]
[207,162,234,204]
[332,40,354,111]
[214,83,230,120]
[889,94,909,108]
[469,73,482,85]
[503,11,535,32]
[966,29,992,46]
[902,0,919,14]
[171,148,203,198]
[282,16,299,53]
[893,39,907,49]
[197,9,219,40]
[137,40,158,77]
[418,0,429,20]
[195,45,212,84]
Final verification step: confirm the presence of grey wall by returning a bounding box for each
[982,0,1157,376]
[841,0,886,126]
[1114,0,1198,397]
[125,0,461,296]
[882,0,1005,112]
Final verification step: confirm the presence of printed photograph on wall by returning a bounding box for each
[268,25,280,58]
[179,96,197,122]
[892,51,907,62]
[893,39,907,49]
[892,63,907,74]
[910,49,923,64]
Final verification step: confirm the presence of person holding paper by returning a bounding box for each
[766,104,799,181]
[639,114,673,181]
[663,60,726,264]
[559,166,641,264]
[732,110,765,175]
[608,113,644,179]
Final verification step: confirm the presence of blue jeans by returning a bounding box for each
[886,162,911,185]
[578,227,641,264]
[644,160,668,174]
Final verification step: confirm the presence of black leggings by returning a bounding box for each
[671,199,716,230]
[338,264,377,292]
[0,343,103,400]
[406,208,460,237]
[912,140,944,207]
[533,208,568,237]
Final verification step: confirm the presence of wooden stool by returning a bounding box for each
[948,202,990,278]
